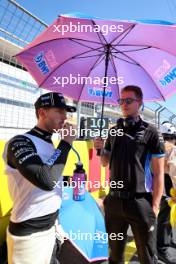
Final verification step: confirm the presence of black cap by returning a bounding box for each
[34,92,76,113]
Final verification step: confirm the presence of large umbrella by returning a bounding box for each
[57,187,108,262]
[16,14,176,130]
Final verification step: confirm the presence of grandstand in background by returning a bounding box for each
[0,0,176,140]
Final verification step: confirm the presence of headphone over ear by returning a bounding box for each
[117,116,141,128]
[141,103,144,112]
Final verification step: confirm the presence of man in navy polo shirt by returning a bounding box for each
[94,85,165,264]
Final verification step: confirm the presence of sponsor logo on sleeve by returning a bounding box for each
[14,147,34,158]
[19,153,37,164]
[45,149,62,166]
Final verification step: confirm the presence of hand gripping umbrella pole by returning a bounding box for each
[97,44,111,156]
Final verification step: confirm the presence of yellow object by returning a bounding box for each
[0,140,13,246]
[170,203,176,227]
[99,166,109,198]
[170,187,176,197]
[168,199,175,207]
[168,188,176,227]
[0,141,13,218]
[125,241,137,263]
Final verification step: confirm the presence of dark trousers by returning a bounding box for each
[165,174,173,197]
[50,239,61,264]
[104,193,158,264]
[157,196,172,250]
[156,174,173,251]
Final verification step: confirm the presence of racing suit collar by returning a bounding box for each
[29,126,53,143]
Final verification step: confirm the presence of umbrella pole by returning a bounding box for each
[97,44,111,156]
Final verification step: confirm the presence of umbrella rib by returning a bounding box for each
[69,38,104,51]
[71,48,104,59]
[39,48,106,87]
[17,37,103,57]
[69,37,103,45]
[77,54,105,102]
[74,53,104,59]
[109,53,119,75]
[112,46,141,65]
[118,44,151,47]
[115,25,136,45]
[112,52,166,101]
[112,46,151,53]
[92,54,106,69]
[113,54,140,66]
[109,54,120,99]
[118,44,148,47]
[112,43,176,61]
[91,20,108,45]
[110,24,136,45]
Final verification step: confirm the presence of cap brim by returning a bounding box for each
[65,105,77,113]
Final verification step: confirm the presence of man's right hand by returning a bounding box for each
[62,122,76,145]
[94,137,104,151]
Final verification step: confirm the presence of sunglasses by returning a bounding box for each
[117,98,139,105]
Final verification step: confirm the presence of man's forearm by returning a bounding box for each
[7,137,71,191]
[152,157,164,214]
[152,172,164,210]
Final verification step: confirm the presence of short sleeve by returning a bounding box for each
[148,128,165,158]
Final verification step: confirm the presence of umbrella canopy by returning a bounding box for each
[58,187,108,262]
[16,13,176,105]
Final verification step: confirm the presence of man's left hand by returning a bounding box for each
[152,205,160,217]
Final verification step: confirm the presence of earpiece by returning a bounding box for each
[141,103,144,112]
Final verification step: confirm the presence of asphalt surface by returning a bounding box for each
[57,228,176,264]
[128,227,176,264]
